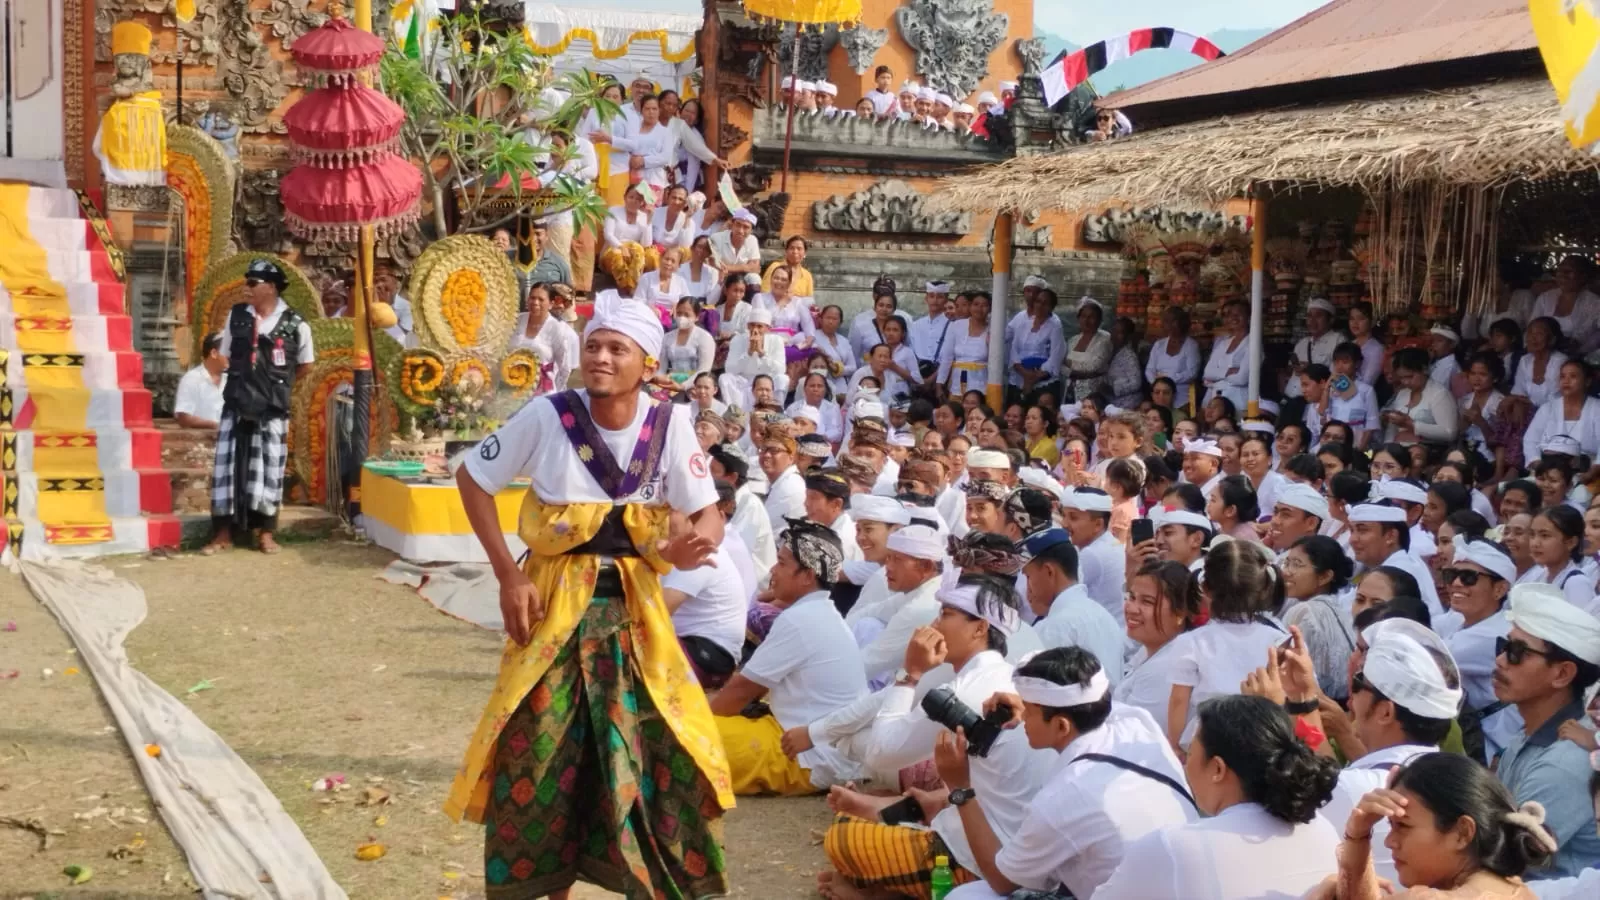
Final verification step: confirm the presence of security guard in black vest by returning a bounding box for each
[202,259,314,556]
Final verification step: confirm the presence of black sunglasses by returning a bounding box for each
[1496,636,1554,666]
[1441,567,1500,587]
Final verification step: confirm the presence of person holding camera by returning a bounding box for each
[934,647,1197,900]
[816,576,1051,900]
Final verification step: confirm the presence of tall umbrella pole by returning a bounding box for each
[987,211,1013,411]
[1246,193,1267,419]
[780,25,800,192]
[348,0,377,516]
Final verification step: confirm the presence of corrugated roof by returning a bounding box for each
[1107,0,1536,110]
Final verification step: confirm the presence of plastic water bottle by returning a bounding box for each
[930,854,953,900]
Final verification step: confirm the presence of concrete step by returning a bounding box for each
[4,426,167,473]
[0,312,134,352]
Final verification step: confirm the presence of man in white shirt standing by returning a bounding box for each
[711,520,866,795]
[909,281,954,392]
[174,332,227,430]
[1285,298,1346,398]
[939,646,1197,900]
[1057,488,1127,625]
[1320,619,1462,884]
[709,209,761,275]
[1018,528,1125,685]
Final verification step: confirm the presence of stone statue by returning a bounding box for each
[110,20,154,99]
[98,22,167,186]
[840,25,890,75]
[894,0,1009,98]
[1015,37,1045,78]
[777,25,838,83]
[197,102,242,161]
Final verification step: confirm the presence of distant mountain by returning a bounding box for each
[1034,27,1273,95]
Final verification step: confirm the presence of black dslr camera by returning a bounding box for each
[920,684,1012,758]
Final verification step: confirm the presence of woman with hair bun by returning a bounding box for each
[1317,752,1556,899]
[1097,694,1341,899]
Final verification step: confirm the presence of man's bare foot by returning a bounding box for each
[199,528,232,557]
[826,783,899,820]
[256,531,281,555]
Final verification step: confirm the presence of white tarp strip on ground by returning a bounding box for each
[20,560,347,900]
[380,559,504,632]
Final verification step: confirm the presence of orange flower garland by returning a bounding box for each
[401,355,445,407]
[500,348,540,394]
[440,269,488,345]
[451,357,493,388]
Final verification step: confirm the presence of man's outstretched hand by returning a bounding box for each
[659,532,718,570]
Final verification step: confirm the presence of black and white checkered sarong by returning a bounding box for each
[211,412,288,521]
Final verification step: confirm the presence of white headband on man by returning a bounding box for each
[1183,439,1222,458]
[1508,584,1600,665]
[1453,534,1517,584]
[731,209,757,225]
[925,281,951,294]
[1274,483,1329,521]
[967,448,1010,469]
[852,493,912,525]
[585,297,663,360]
[1062,487,1112,513]
[1364,629,1464,720]
[1014,668,1109,707]
[887,524,944,561]
[937,582,1019,635]
[1374,478,1427,506]
[1154,507,1211,531]
[1307,298,1336,315]
[1348,501,1407,524]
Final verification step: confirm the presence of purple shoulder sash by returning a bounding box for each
[549,390,673,500]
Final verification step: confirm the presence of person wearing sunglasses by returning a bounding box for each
[1438,537,1519,764]
[1492,583,1600,878]
[201,258,315,557]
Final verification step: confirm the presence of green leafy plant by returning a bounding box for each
[380,9,610,238]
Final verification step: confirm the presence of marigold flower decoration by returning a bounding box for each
[598,242,660,293]
[440,269,488,345]
[400,355,445,406]
[451,357,493,388]
[500,349,541,394]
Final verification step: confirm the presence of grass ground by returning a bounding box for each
[0,540,831,899]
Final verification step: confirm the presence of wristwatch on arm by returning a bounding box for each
[948,787,976,807]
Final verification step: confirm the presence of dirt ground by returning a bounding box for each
[0,540,832,899]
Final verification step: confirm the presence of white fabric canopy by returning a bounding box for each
[524,3,702,85]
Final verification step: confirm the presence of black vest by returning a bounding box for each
[223,302,304,421]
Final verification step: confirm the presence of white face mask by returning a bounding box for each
[677,316,694,331]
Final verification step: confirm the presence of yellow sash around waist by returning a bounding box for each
[953,361,983,370]
[443,493,735,822]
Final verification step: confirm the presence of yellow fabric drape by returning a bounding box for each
[94,92,168,185]
[1531,0,1600,149]
[740,0,862,27]
[444,494,735,823]
[761,261,815,297]
[715,714,816,796]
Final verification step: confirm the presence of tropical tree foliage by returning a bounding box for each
[380,9,613,237]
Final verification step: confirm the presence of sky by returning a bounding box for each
[1034,1,1328,41]
[539,0,1332,37]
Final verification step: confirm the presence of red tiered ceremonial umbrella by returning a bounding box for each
[281,13,421,512]
[282,16,420,241]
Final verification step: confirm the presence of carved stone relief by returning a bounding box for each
[745,192,791,245]
[812,180,972,235]
[1014,37,1045,78]
[720,122,750,152]
[894,0,1008,97]
[840,25,889,75]
[730,165,774,198]
[1014,210,1053,249]
[218,0,289,133]
[95,1,221,65]
[1082,207,1249,244]
[236,168,293,253]
[777,26,837,83]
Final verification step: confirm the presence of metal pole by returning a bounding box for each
[780,26,800,192]
[987,211,1013,411]
[1247,194,1267,419]
[348,0,376,516]
[177,58,184,125]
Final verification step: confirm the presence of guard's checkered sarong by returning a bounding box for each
[211,412,288,521]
